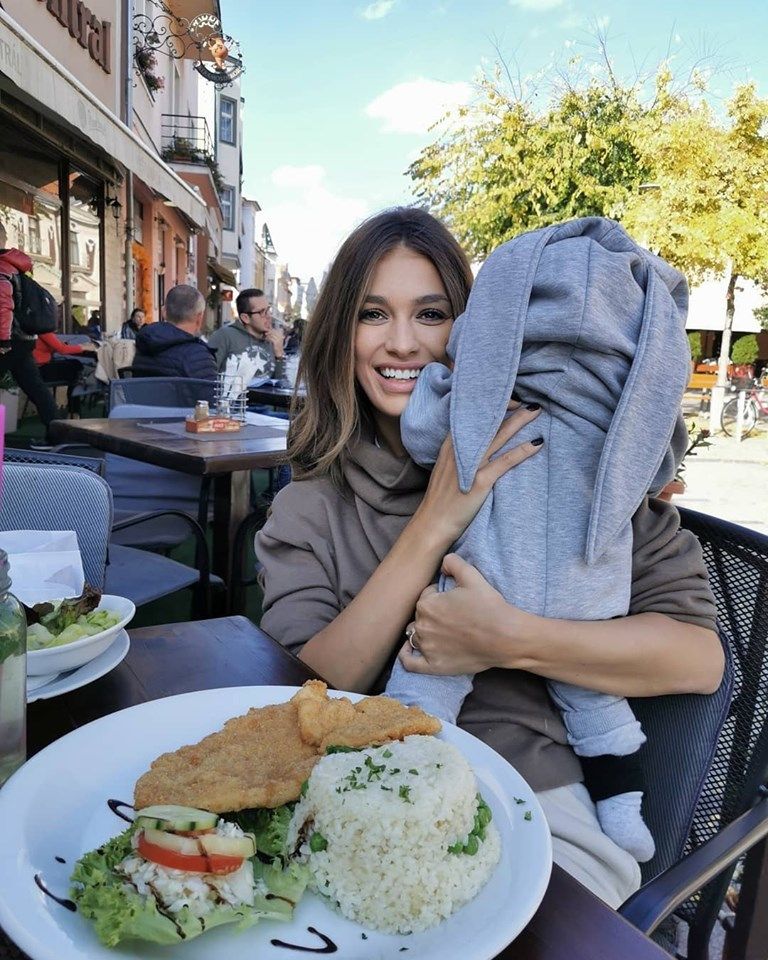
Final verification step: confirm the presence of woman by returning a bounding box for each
[255,207,724,907]
[32,330,97,417]
[121,308,146,340]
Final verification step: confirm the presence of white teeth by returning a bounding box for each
[379,367,422,380]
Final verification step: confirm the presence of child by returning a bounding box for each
[386,217,692,863]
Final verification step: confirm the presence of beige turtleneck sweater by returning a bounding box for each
[255,433,717,793]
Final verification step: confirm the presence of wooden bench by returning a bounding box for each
[687,372,717,390]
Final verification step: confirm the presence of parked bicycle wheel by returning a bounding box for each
[721,396,757,437]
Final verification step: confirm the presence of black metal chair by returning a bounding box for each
[2,446,105,477]
[619,507,768,959]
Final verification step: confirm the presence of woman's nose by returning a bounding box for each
[385,317,419,356]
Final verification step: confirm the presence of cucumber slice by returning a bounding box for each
[133,804,219,833]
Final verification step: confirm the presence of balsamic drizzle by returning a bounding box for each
[54,856,66,864]
[270,926,338,953]
[34,874,76,912]
[107,798,135,823]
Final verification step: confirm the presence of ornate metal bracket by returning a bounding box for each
[133,0,244,87]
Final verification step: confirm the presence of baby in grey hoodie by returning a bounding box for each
[385,217,692,863]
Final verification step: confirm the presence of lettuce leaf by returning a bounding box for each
[69,827,302,948]
[227,804,294,858]
[253,858,310,913]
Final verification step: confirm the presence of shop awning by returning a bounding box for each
[208,259,238,286]
[0,12,208,230]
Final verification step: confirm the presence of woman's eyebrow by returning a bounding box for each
[362,294,450,305]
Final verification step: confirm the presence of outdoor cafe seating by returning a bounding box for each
[1,383,768,960]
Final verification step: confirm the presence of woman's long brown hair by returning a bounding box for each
[288,207,473,486]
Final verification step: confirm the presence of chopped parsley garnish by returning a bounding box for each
[524,810,533,822]
[398,785,413,804]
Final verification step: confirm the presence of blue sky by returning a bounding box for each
[221,0,768,282]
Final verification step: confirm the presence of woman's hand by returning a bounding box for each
[398,553,533,675]
[412,401,542,548]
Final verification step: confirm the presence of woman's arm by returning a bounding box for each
[398,498,725,697]
[298,408,543,692]
[399,553,723,696]
[39,333,85,356]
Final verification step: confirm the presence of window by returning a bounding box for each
[219,97,236,145]
[29,217,41,255]
[221,186,235,231]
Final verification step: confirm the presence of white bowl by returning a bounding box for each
[26,595,135,676]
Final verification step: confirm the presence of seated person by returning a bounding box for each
[32,331,97,416]
[121,308,147,340]
[135,285,216,385]
[207,288,286,380]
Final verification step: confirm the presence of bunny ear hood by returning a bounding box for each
[447,217,691,564]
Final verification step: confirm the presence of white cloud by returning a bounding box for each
[360,0,396,19]
[266,166,368,282]
[365,78,473,134]
[509,0,565,10]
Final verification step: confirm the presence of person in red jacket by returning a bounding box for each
[0,220,59,438]
[32,331,97,416]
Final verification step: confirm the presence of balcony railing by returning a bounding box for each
[160,114,214,164]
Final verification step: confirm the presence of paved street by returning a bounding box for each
[674,393,768,535]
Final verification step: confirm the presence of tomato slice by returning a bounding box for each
[137,833,244,875]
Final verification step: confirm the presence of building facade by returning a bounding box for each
[0,0,239,335]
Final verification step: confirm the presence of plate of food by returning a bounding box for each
[0,682,552,960]
[26,630,131,704]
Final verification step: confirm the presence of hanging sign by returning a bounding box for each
[189,15,244,87]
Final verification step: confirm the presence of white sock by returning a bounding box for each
[596,791,655,863]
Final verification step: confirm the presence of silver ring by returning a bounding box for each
[406,624,420,652]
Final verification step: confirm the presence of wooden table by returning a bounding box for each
[2,617,669,960]
[248,382,305,410]
[49,417,287,590]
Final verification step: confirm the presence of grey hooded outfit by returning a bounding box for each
[385,217,692,862]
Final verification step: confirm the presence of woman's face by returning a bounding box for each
[135,311,146,327]
[354,246,453,423]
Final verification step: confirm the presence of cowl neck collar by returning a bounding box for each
[342,419,429,518]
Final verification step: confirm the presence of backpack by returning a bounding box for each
[6,272,57,335]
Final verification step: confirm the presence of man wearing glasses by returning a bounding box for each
[208,287,286,380]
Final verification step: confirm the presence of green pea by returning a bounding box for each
[309,832,328,852]
[463,835,479,856]
[478,805,492,827]
[448,841,464,855]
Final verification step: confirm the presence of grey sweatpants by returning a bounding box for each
[537,781,642,909]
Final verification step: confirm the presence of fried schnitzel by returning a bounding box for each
[134,683,441,812]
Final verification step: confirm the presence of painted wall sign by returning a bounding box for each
[37,0,112,74]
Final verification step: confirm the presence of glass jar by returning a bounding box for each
[0,549,27,787]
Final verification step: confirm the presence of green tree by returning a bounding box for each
[687,331,704,363]
[622,82,768,393]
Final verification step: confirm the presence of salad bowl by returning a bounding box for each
[27,595,135,676]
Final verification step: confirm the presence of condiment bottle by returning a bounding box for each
[193,400,210,421]
[0,549,27,787]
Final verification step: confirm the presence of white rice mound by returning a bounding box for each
[288,735,501,934]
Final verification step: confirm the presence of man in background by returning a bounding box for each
[208,288,286,379]
[135,285,216,383]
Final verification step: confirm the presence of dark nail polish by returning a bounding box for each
[526,402,541,411]
[531,437,545,446]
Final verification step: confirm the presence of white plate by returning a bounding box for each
[27,630,130,704]
[0,686,552,960]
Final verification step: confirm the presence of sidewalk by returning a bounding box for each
[673,398,768,535]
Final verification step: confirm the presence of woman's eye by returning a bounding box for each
[358,308,387,324]
[417,310,451,324]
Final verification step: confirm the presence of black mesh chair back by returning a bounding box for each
[629,507,768,958]
[108,377,214,411]
[2,447,106,477]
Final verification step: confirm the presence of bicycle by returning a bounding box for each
[720,383,768,437]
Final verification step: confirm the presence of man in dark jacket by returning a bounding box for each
[135,285,216,386]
